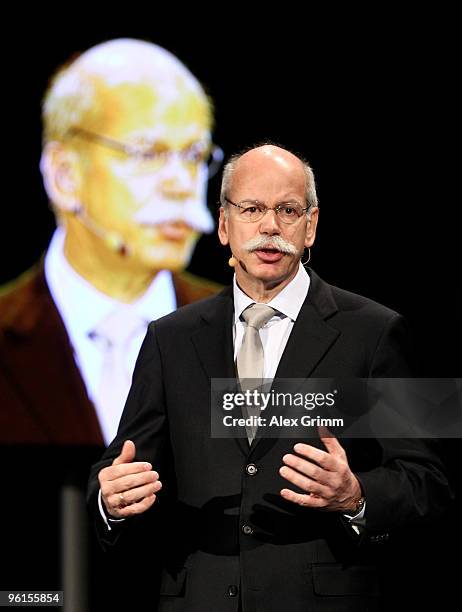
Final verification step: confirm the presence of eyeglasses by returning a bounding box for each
[66,127,224,179]
[224,197,310,225]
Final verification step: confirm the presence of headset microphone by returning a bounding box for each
[72,205,130,256]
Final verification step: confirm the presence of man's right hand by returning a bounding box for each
[98,440,162,518]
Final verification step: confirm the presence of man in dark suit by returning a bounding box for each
[89,144,450,611]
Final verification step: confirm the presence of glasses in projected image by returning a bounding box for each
[67,126,224,179]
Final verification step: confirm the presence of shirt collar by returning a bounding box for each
[44,227,176,340]
[233,263,310,324]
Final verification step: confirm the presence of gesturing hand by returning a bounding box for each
[279,431,362,513]
[99,440,162,518]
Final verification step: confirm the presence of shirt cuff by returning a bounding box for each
[342,501,366,534]
[98,489,125,532]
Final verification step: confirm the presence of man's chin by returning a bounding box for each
[250,255,288,273]
[142,257,190,273]
[242,257,298,285]
[128,244,186,270]
[134,238,197,272]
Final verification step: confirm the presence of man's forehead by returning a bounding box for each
[231,147,306,192]
[87,79,211,141]
[96,76,208,110]
[238,146,303,171]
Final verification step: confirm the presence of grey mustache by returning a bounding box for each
[243,235,298,256]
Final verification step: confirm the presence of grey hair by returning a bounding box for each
[220,145,319,214]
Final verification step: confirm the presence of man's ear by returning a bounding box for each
[304,206,319,249]
[40,142,82,213]
[218,207,229,246]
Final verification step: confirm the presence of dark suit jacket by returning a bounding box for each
[88,269,451,612]
[0,261,222,445]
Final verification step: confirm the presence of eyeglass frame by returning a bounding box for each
[65,126,224,179]
[223,196,311,225]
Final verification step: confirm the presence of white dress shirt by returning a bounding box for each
[45,227,177,444]
[233,263,310,380]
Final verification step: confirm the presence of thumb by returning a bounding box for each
[112,439,136,465]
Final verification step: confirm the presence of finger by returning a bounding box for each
[279,465,330,498]
[116,470,159,493]
[112,440,136,466]
[115,493,158,518]
[318,425,333,439]
[318,429,346,458]
[101,470,159,498]
[101,462,154,482]
[280,488,326,508]
[282,453,332,486]
[292,443,335,470]
[109,480,162,509]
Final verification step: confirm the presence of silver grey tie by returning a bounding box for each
[237,304,275,442]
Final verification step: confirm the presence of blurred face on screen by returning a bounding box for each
[72,77,213,271]
[42,41,216,290]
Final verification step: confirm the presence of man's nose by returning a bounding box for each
[258,208,281,234]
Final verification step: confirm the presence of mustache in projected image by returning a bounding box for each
[133,198,214,234]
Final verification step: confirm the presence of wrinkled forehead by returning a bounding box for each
[98,80,210,136]
[71,43,212,141]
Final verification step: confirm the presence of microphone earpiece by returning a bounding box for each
[72,205,130,256]
[228,255,237,268]
[105,232,128,256]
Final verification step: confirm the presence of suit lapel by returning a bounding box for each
[274,288,339,380]
[190,287,235,380]
[190,288,250,456]
[0,266,104,445]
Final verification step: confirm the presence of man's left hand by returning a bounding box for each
[279,432,362,513]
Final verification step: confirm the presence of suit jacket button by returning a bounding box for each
[246,463,258,475]
[242,524,253,535]
[228,585,239,597]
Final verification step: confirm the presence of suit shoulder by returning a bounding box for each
[150,288,231,332]
[309,268,402,325]
[0,264,45,328]
[329,282,402,322]
[173,271,223,306]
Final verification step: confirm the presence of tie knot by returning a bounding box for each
[241,303,275,330]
